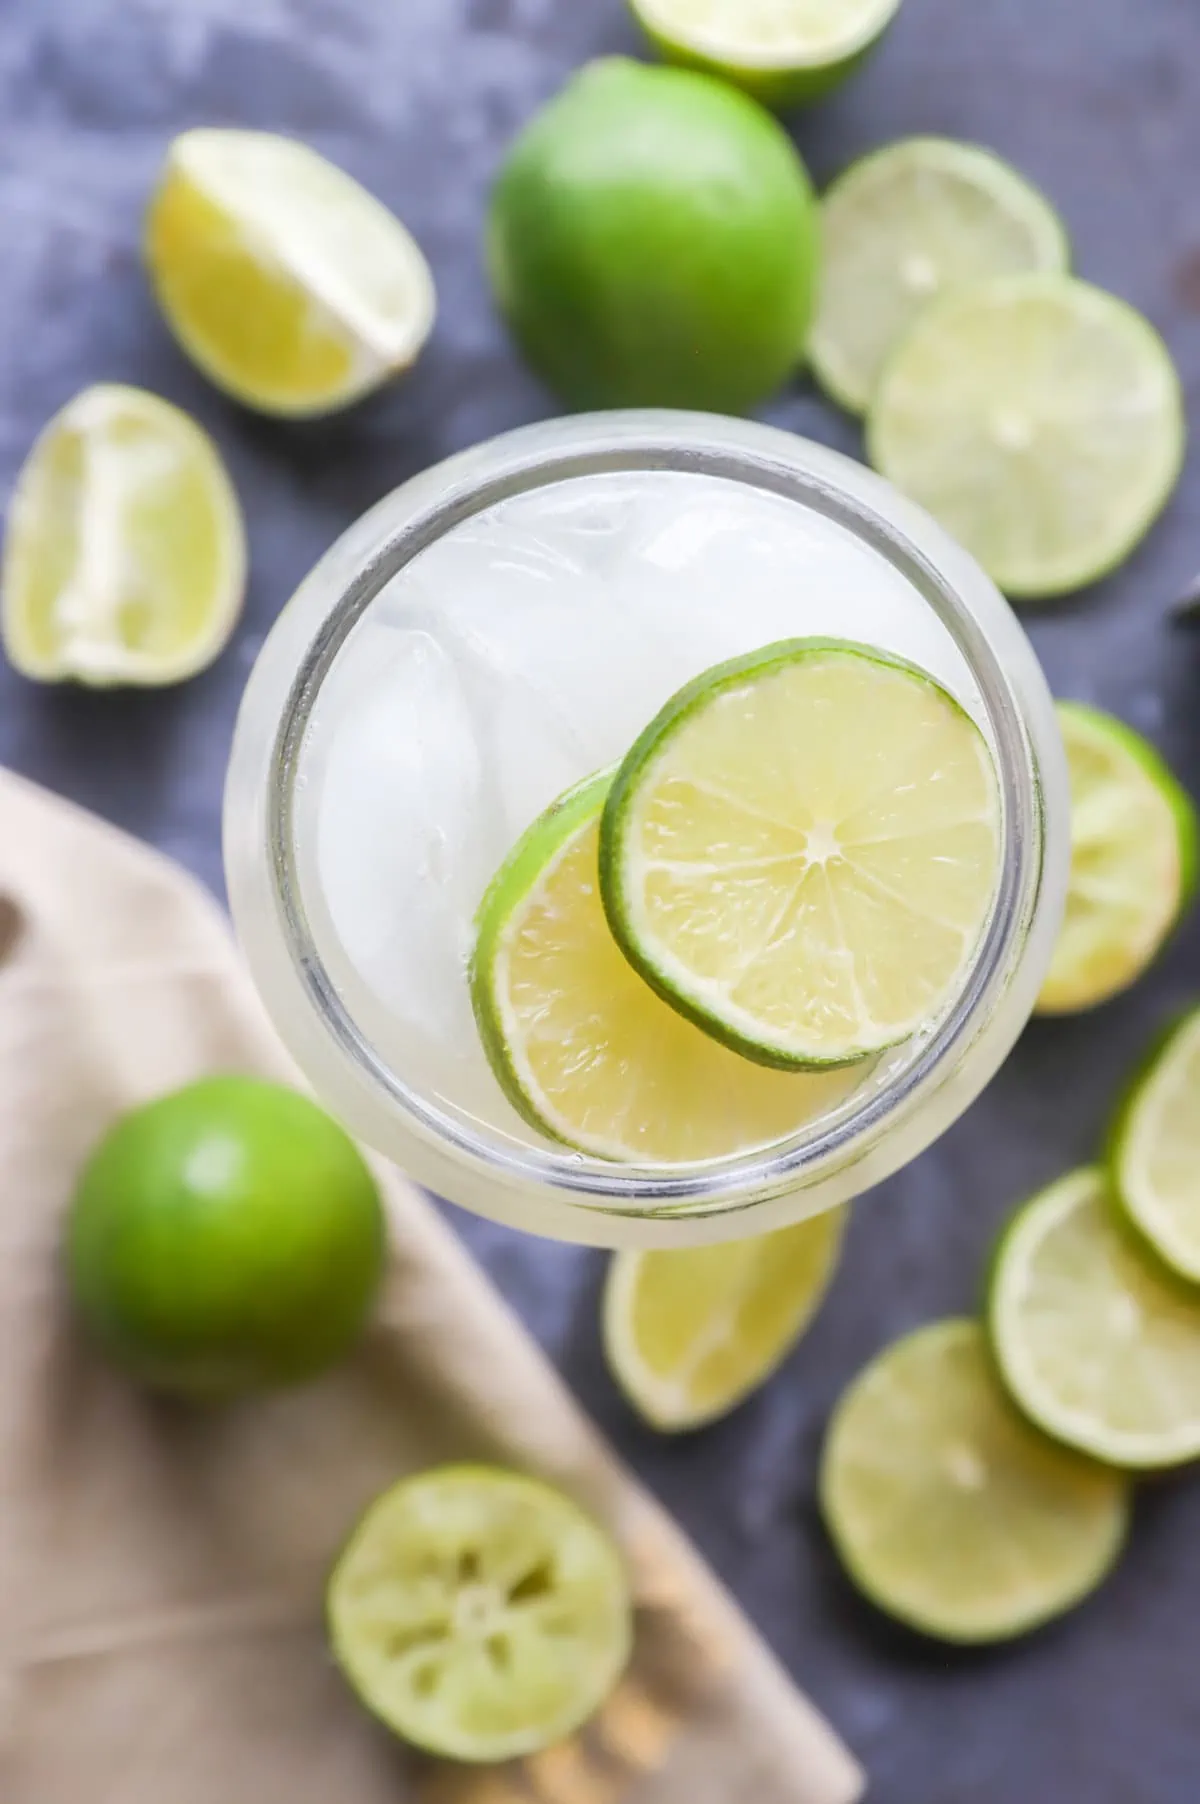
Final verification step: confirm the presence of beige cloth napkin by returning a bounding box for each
[0,770,863,1804]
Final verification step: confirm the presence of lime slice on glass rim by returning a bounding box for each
[1,383,246,687]
[471,770,861,1162]
[599,639,1002,1070]
[811,137,1069,414]
[820,1320,1130,1644]
[629,0,902,108]
[988,1168,1200,1471]
[868,274,1186,598]
[604,1205,845,1430]
[1110,1007,1200,1285]
[146,129,436,417]
[1036,703,1196,1015]
[327,1465,632,1763]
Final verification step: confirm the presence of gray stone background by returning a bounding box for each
[2,1,1199,1797]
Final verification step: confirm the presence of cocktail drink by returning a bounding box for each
[225,412,1068,1246]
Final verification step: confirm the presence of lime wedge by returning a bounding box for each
[629,0,902,108]
[1037,703,1196,1015]
[867,274,1186,598]
[604,1205,845,1429]
[600,640,1002,1069]
[471,771,862,1162]
[820,1320,1129,1643]
[328,1466,631,1763]
[146,130,436,417]
[1,384,246,687]
[1111,1008,1200,1285]
[811,138,1069,414]
[988,1168,1200,1470]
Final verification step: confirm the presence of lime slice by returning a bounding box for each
[820,1320,1130,1643]
[1,384,246,687]
[867,274,1186,598]
[600,640,1002,1069]
[471,771,862,1162]
[146,129,436,417]
[604,1205,845,1429]
[328,1465,632,1763]
[811,138,1069,414]
[988,1168,1200,1470]
[1110,1008,1200,1284]
[1036,703,1196,1015]
[628,0,902,107]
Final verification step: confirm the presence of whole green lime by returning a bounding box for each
[487,58,819,412]
[66,1077,387,1397]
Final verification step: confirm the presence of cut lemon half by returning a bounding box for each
[471,771,862,1161]
[1,383,246,687]
[146,129,436,417]
[629,0,902,108]
[811,137,1069,414]
[868,274,1186,598]
[604,1205,845,1429]
[600,640,1002,1069]
[328,1466,631,1763]
[988,1168,1200,1470]
[1037,703,1196,1014]
[1111,1008,1200,1285]
[820,1320,1129,1643]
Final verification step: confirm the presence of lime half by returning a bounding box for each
[1037,703,1196,1014]
[811,138,1069,414]
[600,640,1002,1069]
[327,1466,632,1763]
[471,771,861,1161]
[146,130,436,417]
[2,384,246,687]
[604,1205,845,1430]
[1111,1008,1200,1284]
[868,274,1186,598]
[988,1168,1200,1470]
[820,1320,1129,1644]
[629,0,901,108]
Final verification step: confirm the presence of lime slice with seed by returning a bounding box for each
[600,640,1002,1070]
[1111,1008,1200,1285]
[988,1168,1200,1470]
[471,771,862,1162]
[1037,703,1196,1015]
[146,130,436,417]
[604,1205,845,1430]
[1,384,246,687]
[328,1465,631,1763]
[867,274,1186,598]
[820,1319,1130,1643]
[629,0,902,108]
[811,138,1069,414]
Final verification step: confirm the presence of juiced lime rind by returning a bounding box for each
[820,1319,1130,1644]
[1,383,247,688]
[630,0,902,108]
[603,1204,845,1431]
[1036,702,1197,1016]
[811,137,1071,414]
[471,769,617,1150]
[600,637,999,1070]
[987,1167,1200,1471]
[1109,1006,1200,1285]
[327,1464,632,1763]
[867,274,1186,599]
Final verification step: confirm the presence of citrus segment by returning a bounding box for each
[1111,1008,1200,1284]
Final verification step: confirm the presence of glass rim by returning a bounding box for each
[263,410,1048,1221]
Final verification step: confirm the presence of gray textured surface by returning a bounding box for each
[2,2,1200,1798]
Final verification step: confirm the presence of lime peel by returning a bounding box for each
[1110,1007,1200,1284]
[631,0,902,107]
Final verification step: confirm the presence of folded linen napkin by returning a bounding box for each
[0,770,862,1804]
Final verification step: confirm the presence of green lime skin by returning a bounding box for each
[1061,701,1199,916]
[66,1077,387,1398]
[487,58,819,412]
[635,16,897,111]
